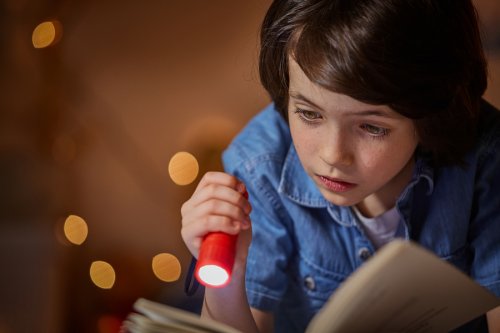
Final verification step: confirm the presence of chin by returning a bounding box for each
[320,190,360,207]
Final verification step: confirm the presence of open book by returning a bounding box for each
[122,240,500,333]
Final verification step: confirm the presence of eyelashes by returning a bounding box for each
[293,108,391,140]
[360,124,391,139]
[294,108,322,124]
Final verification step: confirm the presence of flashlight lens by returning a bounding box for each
[197,264,229,287]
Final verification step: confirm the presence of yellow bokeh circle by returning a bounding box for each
[168,151,199,186]
[152,253,181,282]
[32,20,62,49]
[90,261,116,289]
[63,214,88,245]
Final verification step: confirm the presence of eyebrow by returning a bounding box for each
[289,92,324,111]
[289,92,397,118]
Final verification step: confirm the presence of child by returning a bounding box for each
[181,0,500,332]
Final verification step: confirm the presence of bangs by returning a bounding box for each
[289,5,396,107]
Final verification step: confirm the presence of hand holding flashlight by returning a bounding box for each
[195,190,249,288]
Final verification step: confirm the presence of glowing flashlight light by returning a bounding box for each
[195,191,248,288]
[195,232,238,287]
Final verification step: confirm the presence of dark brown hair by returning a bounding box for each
[259,0,488,166]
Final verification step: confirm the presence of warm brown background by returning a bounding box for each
[0,1,498,332]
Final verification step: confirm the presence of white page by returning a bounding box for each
[306,240,500,333]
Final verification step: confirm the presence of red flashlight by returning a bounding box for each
[195,232,238,287]
[194,190,247,288]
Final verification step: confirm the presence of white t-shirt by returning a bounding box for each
[351,206,401,249]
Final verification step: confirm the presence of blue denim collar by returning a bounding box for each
[411,155,434,195]
[278,143,435,226]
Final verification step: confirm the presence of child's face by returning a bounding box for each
[287,59,418,217]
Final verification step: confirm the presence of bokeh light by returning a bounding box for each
[32,20,62,49]
[63,214,88,245]
[90,261,116,289]
[152,253,181,282]
[168,151,199,185]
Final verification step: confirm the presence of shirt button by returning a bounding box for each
[358,247,371,261]
[304,276,316,291]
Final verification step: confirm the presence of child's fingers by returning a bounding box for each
[195,183,251,212]
[194,171,241,193]
[182,180,251,218]
[183,198,250,229]
[181,188,250,222]
[180,171,252,258]
[181,214,249,258]
[184,214,240,237]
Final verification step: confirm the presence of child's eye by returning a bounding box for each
[360,124,390,137]
[295,109,322,122]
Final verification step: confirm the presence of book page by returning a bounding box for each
[306,240,500,333]
[129,298,242,333]
[123,312,210,333]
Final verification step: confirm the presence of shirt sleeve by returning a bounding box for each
[469,121,500,297]
[223,143,294,312]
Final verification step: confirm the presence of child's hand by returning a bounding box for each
[181,171,252,261]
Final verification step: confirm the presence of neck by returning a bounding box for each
[356,157,415,218]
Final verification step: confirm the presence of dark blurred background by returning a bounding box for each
[0,1,498,332]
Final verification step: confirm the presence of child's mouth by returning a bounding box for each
[317,175,357,192]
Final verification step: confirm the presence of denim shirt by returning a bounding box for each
[222,102,500,332]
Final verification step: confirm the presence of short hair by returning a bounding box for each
[259,0,488,166]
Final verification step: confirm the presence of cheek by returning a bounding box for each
[358,140,415,174]
[289,123,314,154]
[357,147,387,172]
[292,134,313,160]
[291,129,321,161]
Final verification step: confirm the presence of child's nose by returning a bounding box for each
[320,133,354,167]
